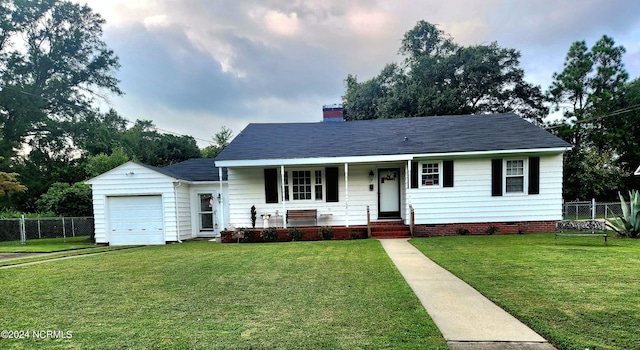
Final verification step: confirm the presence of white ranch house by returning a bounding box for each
[214,113,571,235]
[86,159,228,245]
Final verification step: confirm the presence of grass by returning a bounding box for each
[0,236,96,253]
[410,233,640,350]
[0,246,138,267]
[0,240,447,349]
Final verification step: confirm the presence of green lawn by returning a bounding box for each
[0,240,447,349]
[0,236,95,253]
[411,233,640,350]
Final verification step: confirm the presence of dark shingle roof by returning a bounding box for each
[139,159,227,181]
[216,113,570,161]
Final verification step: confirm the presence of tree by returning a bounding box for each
[0,171,26,196]
[71,109,129,157]
[201,126,233,158]
[36,182,93,217]
[86,147,130,177]
[0,156,26,198]
[343,21,547,123]
[0,0,121,161]
[547,35,629,200]
[120,120,201,167]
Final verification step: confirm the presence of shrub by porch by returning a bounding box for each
[221,226,369,243]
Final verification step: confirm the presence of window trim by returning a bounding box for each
[419,161,442,188]
[283,168,324,201]
[198,193,214,231]
[503,158,527,195]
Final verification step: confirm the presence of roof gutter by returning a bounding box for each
[215,147,571,167]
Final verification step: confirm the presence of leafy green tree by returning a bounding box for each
[343,21,547,123]
[36,182,93,217]
[120,120,201,167]
[548,35,629,200]
[617,78,640,190]
[72,109,129,157]
[86,147,130,177]
[202,126,234,158]
[0,0,121,161]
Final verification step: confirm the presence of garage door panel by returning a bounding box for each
[108,196,165,245]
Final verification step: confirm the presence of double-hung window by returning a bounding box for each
[505,160,524,193]
[265,168,329,203]
[292,170,312,200]
[314,170,323,200]
[421,162,440,187]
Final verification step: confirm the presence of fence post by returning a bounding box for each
[592,198,596,220]
[20,215,26,245]
[62,217,66,243]
[37,218,41,239]
[71,217,75,237]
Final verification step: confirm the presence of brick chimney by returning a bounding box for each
[322,104,344,122]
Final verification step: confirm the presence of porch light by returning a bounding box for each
[217,193,221,203]
[368,170,374,182]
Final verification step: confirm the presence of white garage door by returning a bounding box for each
[107,195,165,245]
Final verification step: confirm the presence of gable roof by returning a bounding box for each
[158,158,227,182]
[216,113,570,163]
[86,159,227,184]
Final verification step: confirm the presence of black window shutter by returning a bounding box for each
[528,156,540,195]
[326,167,339,202]
[411,161,418,188]
[491,159,503,197]
[443,160,454,187]
[264,168,278,203]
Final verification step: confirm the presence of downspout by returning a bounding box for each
[345,163,349,228]
[281,165,287,229]
[219,167,225,232]
[174,180,183,243]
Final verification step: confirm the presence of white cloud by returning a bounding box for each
[264,11,301,37]
[143,15,169,30]
[72,0,640,147]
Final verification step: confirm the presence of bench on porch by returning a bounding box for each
[555,220,608,245]
[286,209,317,227]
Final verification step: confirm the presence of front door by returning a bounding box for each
[378,168,400,218]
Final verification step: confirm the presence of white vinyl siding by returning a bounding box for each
[225,152,563,228]
[88,163,178,244]
[226,164,391,228]
[408,153,563,224]
[88,162,228,243]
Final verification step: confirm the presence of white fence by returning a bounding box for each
[0,217,94,243]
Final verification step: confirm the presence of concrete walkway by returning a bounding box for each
[380,239,556,350]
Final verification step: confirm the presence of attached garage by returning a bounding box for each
[86,160,229,245]
[107,195,165,245]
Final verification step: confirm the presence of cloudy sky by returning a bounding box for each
[78,0,640,146]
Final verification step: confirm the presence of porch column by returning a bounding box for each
[219,167,225,231]
[406,160,411,223]
[281,165,287,229]
[344,163,349,228]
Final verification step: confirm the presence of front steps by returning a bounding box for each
[369,220,411,239]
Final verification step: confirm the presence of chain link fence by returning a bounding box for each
[0,217,94,242]
[563,200,623,220]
